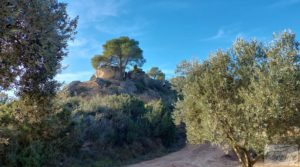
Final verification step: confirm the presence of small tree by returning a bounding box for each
[147,67,165,81]
[91,37,145,79]
[174,31,300,167]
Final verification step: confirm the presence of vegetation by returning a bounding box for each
[0,0,77,102]
[0,93,8,105]
[91,37,145,79]
[0,1,78,166]
[131,65,144,73]
[0,1,298,167]
[147,67,165,81]
[0,94,176,166]
[173,31,300,167]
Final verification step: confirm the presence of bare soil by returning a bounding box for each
[127,144,299,167]
[127,144,239,167]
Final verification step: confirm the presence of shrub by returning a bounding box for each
[0,94,177,166]
[145,100,176,146]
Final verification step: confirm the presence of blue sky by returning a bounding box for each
[56,0,300,83]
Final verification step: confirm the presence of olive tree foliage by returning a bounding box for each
[147,67,165,80]
[174,31,300,167]
[91,37,145,78]
[170,60,198,100]
[0,0,77,104]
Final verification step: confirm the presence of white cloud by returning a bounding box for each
[95,19,148,37]
[66,0,147,41]
[56,71,94,83]
[201,28,230,41]
[68,0,127,23]
[205,29,225,41]
[200,24,241,42]
[67,38,102,58]
[269,0,300,8]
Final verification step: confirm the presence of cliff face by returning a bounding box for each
[61,72,175,103]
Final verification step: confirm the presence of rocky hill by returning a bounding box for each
[61,71,176,104]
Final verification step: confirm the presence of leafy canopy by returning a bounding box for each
[174,30,300,167]
[147,67,165,80]
[0,0,77,102]
[91,37,145,77]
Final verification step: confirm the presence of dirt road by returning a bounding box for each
[127,144,239,167]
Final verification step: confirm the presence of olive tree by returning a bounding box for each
[174,31,300,167]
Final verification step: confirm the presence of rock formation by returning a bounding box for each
[61,68,174,103]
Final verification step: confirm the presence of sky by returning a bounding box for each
[56,0,300,83]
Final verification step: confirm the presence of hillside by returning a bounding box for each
[44,72,183,167]
[61,72,175,103]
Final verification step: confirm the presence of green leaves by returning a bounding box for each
[0,0,77,102]
[91,37,145,78]
[147,67,165,81]
[174,30,300,167]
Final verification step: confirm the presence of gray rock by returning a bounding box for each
[95,78,111,87]
[120,80,137,94]
[64,81,81,96]
[264,144,299,166]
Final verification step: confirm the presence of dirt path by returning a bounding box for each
[127,144,239,167]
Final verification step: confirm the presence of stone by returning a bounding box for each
[120,80,137,94]
[95,66,121,80]
[264,144,299,166]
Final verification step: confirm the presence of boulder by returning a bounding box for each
[264,144,299,166]
[120,80,137,94]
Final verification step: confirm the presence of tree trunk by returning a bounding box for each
[118,63,124,80]
[233,145,243,164]
[242,150,253,167]
[232,145,254,167]
[119,67,124,80]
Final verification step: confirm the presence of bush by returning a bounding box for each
[0,94,177,166]
[64,95,176,164]
[145,100,176,146]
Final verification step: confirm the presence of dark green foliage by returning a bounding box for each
[0,4,77,158]
[68,95,175,148]
[0,0,77,101]
[91,37,145,78]
[0,94,176,166]
[61,95,176,166]
[73,95,175,165]
[132,65,143,73]
[0,1,177,167]
[145,100,176,146]
[0,99,73,166]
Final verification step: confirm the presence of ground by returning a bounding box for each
[127,144,239,167]
[126,144,299,167]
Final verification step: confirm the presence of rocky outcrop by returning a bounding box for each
[61,74,175,103]
[264,144,299,166]
[95,66,121,80]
